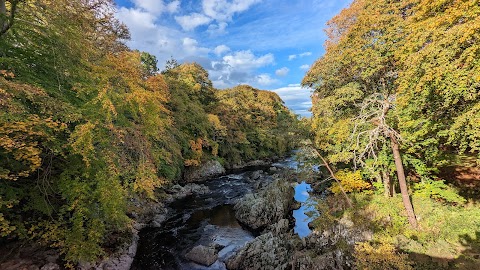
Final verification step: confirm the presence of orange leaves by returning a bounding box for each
[0,70,15,79]
[185,138,205,167]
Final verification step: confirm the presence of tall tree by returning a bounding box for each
[303,0,418,227]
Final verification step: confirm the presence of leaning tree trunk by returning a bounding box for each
[390,135,418,229]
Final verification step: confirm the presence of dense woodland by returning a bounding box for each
[1,0,480,269]
[0,0,299,264]
[303,0,480,268]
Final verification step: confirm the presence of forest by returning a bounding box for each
[303,0,479,269]
[0,0,479,269]
[0,0,299,265]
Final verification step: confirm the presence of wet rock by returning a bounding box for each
[234,180,294,230]
[167,183,210,201]
[184,160,226,182]
[185,245,218,266]
[269,166,278,172]
[250,170,263,181]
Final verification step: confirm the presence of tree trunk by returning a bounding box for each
[0,0,19,37]
[312,148,353,208]
[0,0,6,14]
[382,170,392,197]
[390,136,418,228]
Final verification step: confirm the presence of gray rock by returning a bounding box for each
[226,232,293,270]
[234,180,294,230]
[184,160,226,182]
[250,170,263,181]
[269,219,290,235]
[151,212,168,227]
[79,228,140,270]
[185,245,218,266]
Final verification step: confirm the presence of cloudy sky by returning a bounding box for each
[114,0,352,117]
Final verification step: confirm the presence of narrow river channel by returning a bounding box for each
[131,156,316,270]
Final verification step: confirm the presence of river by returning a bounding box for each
[131,156,316,270]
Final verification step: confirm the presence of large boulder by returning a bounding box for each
[183,160,226,182]
[226,232,294,270]
[234,179,294,230]
[185,245,218,266]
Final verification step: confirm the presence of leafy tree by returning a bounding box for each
[140,51,159,77]
[303,0,418,228]
[396,0,480,166]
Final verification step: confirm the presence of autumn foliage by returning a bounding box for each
[0,0,300,264]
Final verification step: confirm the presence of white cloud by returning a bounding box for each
[300,64,310,70]
[182,37,210,55]
[275,67,289,77]
[256,74,278,86]
[117,7,157,29]
[207,22,229,35]
[272,84,312,117]
[202,0,262,22]
[214,44,231,56]
[131,0,180,15]
[222,50,274,71]
[288,51,312,61]
[166,1,181,13]
[209,50,276,88]
[175,13,212,31]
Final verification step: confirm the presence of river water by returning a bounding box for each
[131,156,316,270]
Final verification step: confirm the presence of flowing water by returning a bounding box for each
[131,156,317,270]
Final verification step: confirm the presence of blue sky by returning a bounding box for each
[114,0,352,116]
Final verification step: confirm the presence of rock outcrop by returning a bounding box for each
[226,231,294,270]
[234,179,294,230]
[183,160,226,182]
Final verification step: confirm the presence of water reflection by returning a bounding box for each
[293,181,317,238]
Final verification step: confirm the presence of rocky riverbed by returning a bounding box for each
[131,154,373,270]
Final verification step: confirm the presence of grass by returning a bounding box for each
[312,191,480,269]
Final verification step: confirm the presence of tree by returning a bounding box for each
[0,0,22,36]
[396,0,480,167]
[140,51,159,77]
[303,0,418,228]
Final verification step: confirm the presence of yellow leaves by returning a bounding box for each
[354,241,413,270]
[331,170,371,194]
[185,138,205,166]
[69,122,96,167]
[133,159,165,199]
[0,115,65,180]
